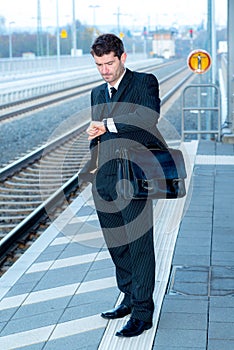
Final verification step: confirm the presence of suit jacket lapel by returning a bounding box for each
[108,69,133,113]
[92,86,109,121]
[98,88,107,104]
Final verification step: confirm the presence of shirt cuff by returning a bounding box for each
[107,118,118,133]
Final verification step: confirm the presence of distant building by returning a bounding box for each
[151,33,175,59]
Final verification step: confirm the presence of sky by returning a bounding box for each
[0,0,227,31]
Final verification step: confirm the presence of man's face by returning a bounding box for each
[93,51,127,86]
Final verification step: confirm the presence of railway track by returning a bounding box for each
[0,60,184,122]
[0,62,193,273]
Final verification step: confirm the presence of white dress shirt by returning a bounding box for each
[106,69,126,133]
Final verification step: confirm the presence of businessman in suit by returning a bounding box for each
[80,33,165,337]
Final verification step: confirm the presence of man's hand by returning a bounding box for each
[86,121,106,140]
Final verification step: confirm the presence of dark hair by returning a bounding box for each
[90,33,124,59]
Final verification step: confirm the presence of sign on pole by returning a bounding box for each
[60,29,68,39]
[187,49,212,74]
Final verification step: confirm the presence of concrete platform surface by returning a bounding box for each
[0,140,233,350]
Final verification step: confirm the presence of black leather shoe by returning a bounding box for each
[115,317,152,337]
[101,304,131,319]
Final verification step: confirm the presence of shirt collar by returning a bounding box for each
[107,69,126,96]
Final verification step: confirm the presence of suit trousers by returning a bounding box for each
[92,174,156,323]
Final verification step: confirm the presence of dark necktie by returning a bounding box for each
[110,87,117,99]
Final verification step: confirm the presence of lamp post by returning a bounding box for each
[8,21,15,59]
[72,0,77,55]
[56,0,60,70]
[89,5,100,39]
[46,27,53,56]
[113,7,128,36]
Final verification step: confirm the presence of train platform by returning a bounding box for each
[0,139,233,350]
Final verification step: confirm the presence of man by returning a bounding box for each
[80,33,166,337]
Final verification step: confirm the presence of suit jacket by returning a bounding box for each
[79,68,167,182]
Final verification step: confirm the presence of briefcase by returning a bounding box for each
[116,145,187,200]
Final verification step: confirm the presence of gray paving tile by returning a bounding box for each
[172,254,210,266]
[178,229,212,238]
[59,300,109,323]
[57,242,102,258]
[161,297,208,314]
[4,281,38,298]
[210,296,234,308]
[216,143,234,155]
[172,267,209,283]
[209,308,234,323]
[210,267,234,296]
[154,328,207,348]
[157,312,207,330]
[213,228,234,239]
[10,271,46,285]
[212,256,234,266]
[181,217,212,225]
[89,258,114,271]
[83,267,115,282]
[214,221,234,230]
[62,222,88,236]
[168,266,209,296]
[171,282,208,296]
[68,287,119,309]
[12,296,71,320]
[197,141,216,154]
[0,309,63,336]
[208,322,234,340]
[43,328,105,350]
[179,222,212,231]
[0,321,7,333]
[0,307,18,323]
[214,218,233,228]
[75,205,95,216]
[174,244,210,256]
[212,241,234,252]
[33,249,62,263]
[58,244,101,259]
[176,237,211,247]
[183,210,213,218]
[208,339,234,350]
[39,244,68,256]
[33,264,91,291]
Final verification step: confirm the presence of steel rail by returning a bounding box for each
[0,60,176,110]
[0,61,185,122]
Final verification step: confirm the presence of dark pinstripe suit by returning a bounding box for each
[80,68,165,323]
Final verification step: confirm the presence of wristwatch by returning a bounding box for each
[103,118,108,131]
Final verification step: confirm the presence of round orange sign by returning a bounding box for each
[187,49,212,74]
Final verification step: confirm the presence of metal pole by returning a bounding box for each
[210,0,217,84]
[46,32,49,56]
[207,0,217,138]
[198,77,202,140]
[227,0,234,132]
[89,5,100,40]
[8,22,15,59]
[56,0,60,70]
[114,7,121,34]
[72,0,77,56]
[37,0,43,56]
